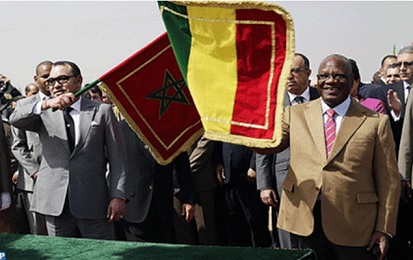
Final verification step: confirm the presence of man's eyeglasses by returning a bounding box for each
[392,61,413,68]
[317,74,350,82]
[45,75,75,86]
[290,67,308,74]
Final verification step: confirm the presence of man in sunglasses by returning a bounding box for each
[10,61,128,239]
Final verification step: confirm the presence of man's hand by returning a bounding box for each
[247,168,256,183]
[181,203,195,223]
[400,179,412,204]
[107,198,126,223]
[42,93,78,111]
[216,164,225,186]
[31,172,38,182]
[260,189,278,208]
[367,231,390,260]
[387,89,402,117]
[12,171,19,185]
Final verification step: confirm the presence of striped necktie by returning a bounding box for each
[294,96,304,104]
[324,109,336,157]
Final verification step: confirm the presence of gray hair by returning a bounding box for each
[398,45,413,55]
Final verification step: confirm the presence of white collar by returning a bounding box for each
[69,97,82,112]
[287,87,310,102]
[321,96,351,117]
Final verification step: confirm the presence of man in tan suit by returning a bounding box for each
[255,54,400,259]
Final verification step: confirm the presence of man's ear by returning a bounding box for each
[75,75,83,86]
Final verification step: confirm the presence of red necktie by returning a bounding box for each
[325,109,336,157]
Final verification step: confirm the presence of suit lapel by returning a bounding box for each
[284,92,292,107]
[327,100,367,163]
[73,99,97,154]
[304,99,327,160]
[42,107,72,155]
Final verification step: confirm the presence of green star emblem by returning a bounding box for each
[146,69,190,118]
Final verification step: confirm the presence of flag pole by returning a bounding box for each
[52,79,101,112]
[74,79,101,97]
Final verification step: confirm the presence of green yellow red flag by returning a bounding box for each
[99,33,203,165]
[158,1,295,148]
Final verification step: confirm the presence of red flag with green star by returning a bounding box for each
[99,32,203,165]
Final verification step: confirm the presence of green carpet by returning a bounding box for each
[0,233,315,259]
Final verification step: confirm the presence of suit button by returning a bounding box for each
[148,185,153,190]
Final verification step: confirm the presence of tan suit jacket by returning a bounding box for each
[275,98,400,247]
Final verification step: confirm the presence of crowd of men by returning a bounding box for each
[0,45,413,260]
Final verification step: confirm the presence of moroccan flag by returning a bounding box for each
[99,32,203,165]
[158,1,294,148]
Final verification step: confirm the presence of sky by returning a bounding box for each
[1,1,413,93]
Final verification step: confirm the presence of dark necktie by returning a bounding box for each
[63,107,75,153]
[294,96,304,104]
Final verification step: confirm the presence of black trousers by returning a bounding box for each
[222,179,272,248]
[301,201,374,260]
[122,196,176,244]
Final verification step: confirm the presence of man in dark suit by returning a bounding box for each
[256,53,319,249]
[0,111,16,233]
[10,61,128,239]
[119,119,195,243]
[368,79,406,153]
[11,61,52,235]
[368,49,412,155]
[215,142,271,248]
[254,54,400,259]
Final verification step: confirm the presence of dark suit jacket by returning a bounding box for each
[0,120,16,233]
[357,82,382,98]
[9,95,128,219]
[256,87,319,196]
[214,142,254,184]
[368,81,406,152]
[120,120,194,224]
[0,121,11,196]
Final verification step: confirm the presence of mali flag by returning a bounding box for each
[158,1,294,148]
[99,33,203,165]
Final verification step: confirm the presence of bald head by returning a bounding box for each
[25,83,39,97]
[34,60,53,96]
[317,54,353,108]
